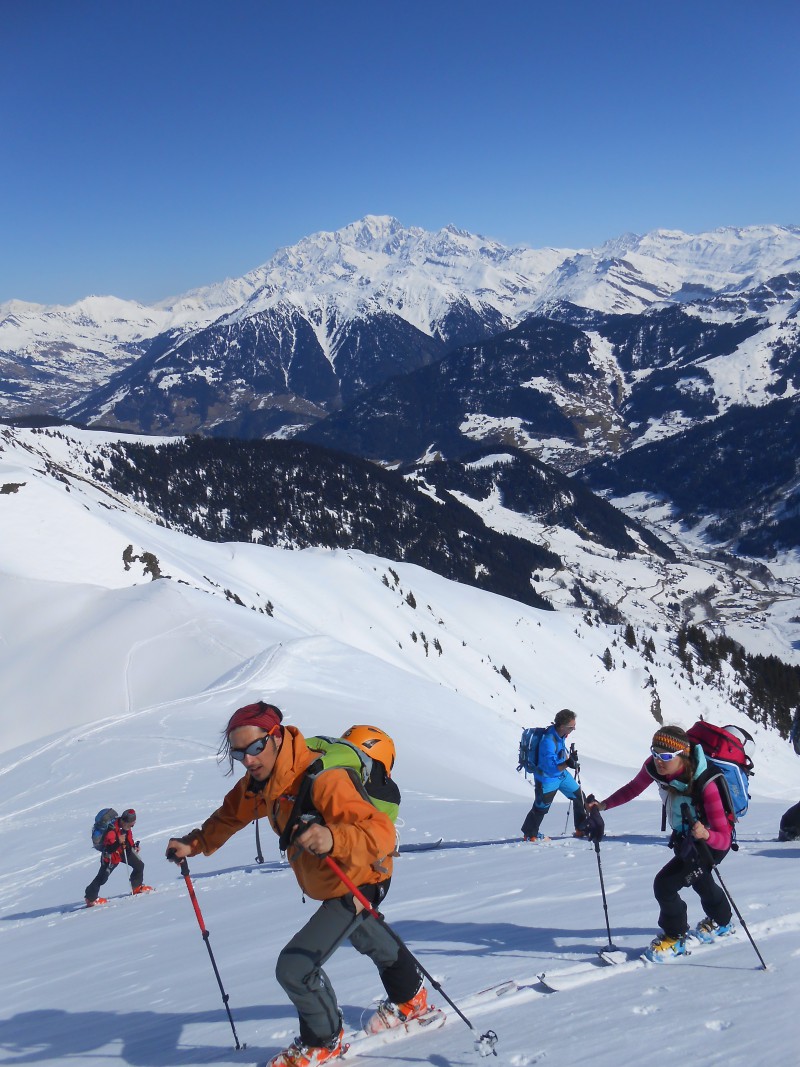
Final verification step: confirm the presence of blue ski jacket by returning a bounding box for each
[536,725,569,791]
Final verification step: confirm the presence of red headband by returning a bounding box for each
[226,702,283,738]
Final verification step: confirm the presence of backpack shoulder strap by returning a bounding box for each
[277,758,322,853]
[642,758,669,830]
[277,754,372,853]
[692,765,734,824]
[692,764,722,806]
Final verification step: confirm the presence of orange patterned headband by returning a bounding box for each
[652,732,690,754]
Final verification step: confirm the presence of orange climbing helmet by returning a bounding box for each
[341,724,396,776]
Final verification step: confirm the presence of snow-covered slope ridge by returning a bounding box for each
[1,420,798,1067]
[1,423,795,798]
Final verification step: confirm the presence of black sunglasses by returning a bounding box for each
[231,735,272,762]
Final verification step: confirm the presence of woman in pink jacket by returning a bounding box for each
[588,724,733,960]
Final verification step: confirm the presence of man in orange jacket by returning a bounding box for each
[166,702,429,1067]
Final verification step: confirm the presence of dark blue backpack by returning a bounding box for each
[517,727,547,778]
[91,808,118,851]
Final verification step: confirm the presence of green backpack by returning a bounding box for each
[277,734,400,852]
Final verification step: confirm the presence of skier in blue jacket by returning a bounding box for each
[521,709,586,841]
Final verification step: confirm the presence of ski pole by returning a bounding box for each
[322,854,498,1057]
[679,805,767,970]
[709,862,767,970]
[168,851,246,1050]
[592,839,618,953]
[584,798,618,956]
[563,744,580,835]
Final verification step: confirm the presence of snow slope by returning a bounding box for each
[1,423,798,1066]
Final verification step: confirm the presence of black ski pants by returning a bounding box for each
[85,847,145,902]
[275,886,420,1047]
[654,846,731,937]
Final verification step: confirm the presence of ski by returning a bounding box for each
[343,1007,446,1058]
[460,926,752,1002]
[538,934,736,989]
[641,925,736,963]
[462,977,548,1005]
[398,834,600,855]
[400,836,536,854]
[537,955,645,991]
[71,889,156,912]
[400,838,444,853]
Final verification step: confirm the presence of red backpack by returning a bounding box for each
[686,720,755,827]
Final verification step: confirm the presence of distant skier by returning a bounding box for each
[165,702,431,1067]
[587,725,733,960]
[85,808,153,906]
[520,709,586,841]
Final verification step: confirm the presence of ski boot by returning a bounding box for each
[694,917,734,943]
[132,884,155,895]
[364,987,431,1034]
[644,933,688,962]
[85,897,108,908]
[266,1028,344,1067]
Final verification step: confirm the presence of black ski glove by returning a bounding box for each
[579,795,605,843]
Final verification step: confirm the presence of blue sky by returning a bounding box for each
[2,0,798,305]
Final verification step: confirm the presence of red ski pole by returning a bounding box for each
[322,854,498,1057]
[167,850,246,1050]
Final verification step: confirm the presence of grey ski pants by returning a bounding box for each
[275,894,420,1046]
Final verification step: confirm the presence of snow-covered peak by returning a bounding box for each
[218,217,575,332]
[536,224,800,314]
[335,213,411,251]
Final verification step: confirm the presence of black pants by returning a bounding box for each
[85,848,145,901]
[275,887,420,1046]
[654,846,731,937]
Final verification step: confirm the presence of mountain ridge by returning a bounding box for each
[3,218,799,432]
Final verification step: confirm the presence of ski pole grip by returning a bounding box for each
[165,846,190,871]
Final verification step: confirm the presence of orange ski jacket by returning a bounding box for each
[180,726,396,900]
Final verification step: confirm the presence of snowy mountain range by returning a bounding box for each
[4,216,800,585]
[2,218,799,445]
